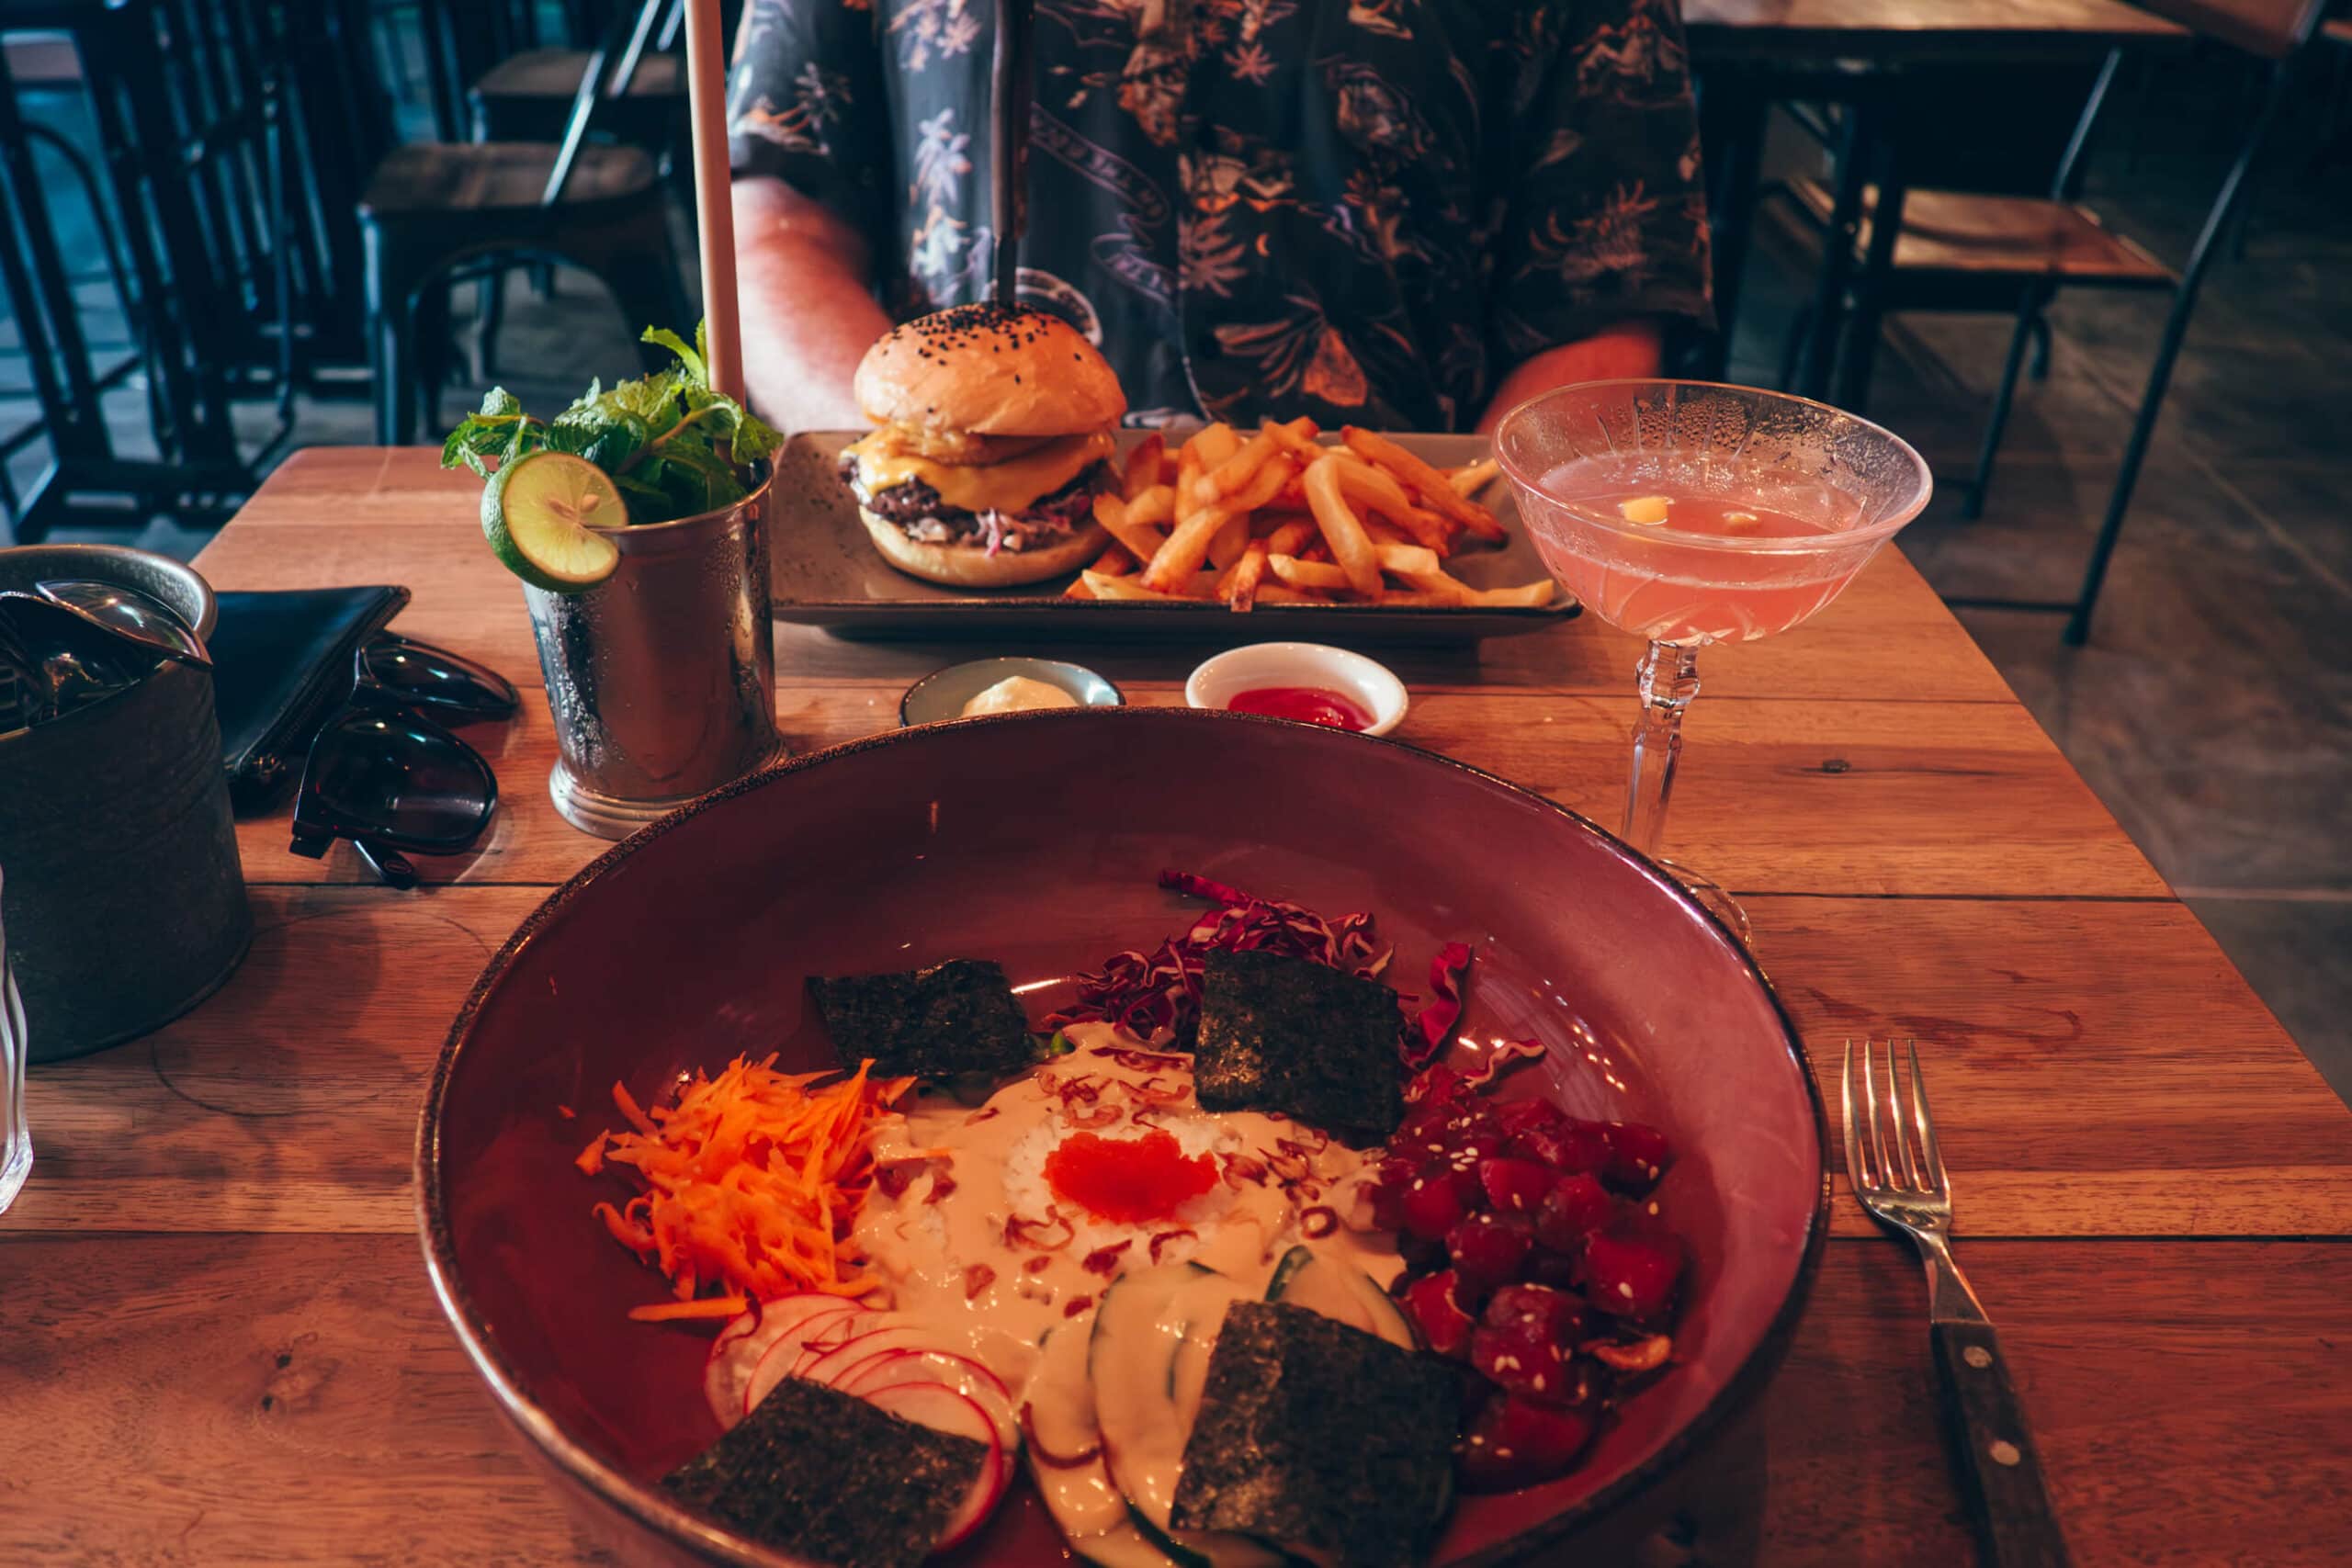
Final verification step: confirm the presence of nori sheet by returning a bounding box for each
[662,1376,987,1568]
[808,958,1035,1080]
[1170,1301,1458,1568]
[1192,949,1406,1137]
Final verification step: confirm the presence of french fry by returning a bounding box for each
[1146,504,1228,592]
[1082,570,1172,602]
[1064,576,1096,600]
[1186,423,1239,474]
[1090,541,1136,576]
[1469,579,1561,608]
[1173,444,1204,526]
[1302,455,1384,597]
[1198,429,1280,507]
[1447,457,1499,497]
[1123,433,1165,502]
[1125,484,1176,526]
[1228,455,1295,513]
[1267,554,1353,592]
[1093,493,1170,569]
[1375,542,1442,579]
[1396,568,1555,607]
[1224,543,1271,612]
[1151,455,1297,589]
[1398,505,1458,554]
[1263,517,1317,558]
[1253,582,1324,604]
[1207,510,1250,571]
[1394,569,1476,605]
[1262,418,1328,468]
[1085,569,1224,602]
[1329,457,1416,524]
[1343,426,1505,541]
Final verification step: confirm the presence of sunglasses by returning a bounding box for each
[288,635,520,887]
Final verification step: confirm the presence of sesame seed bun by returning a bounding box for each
[854,304,1126,440]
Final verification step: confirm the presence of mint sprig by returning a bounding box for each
[440,323,781,525]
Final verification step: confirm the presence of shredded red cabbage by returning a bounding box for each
[1406,942,1473,1069]
[1461,1037,1548,1089]
[1048,868,1394,1044]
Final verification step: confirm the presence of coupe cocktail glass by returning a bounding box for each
[1495,380,1932,939]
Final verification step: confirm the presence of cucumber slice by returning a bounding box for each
[481,450,622,592]
[1091,1265,1281,1568]
[1263,1245,1418,1352]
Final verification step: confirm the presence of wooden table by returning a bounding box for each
[1686,0,2190,391]
[6,446,2351,1564]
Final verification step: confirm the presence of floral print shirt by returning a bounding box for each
[729,0,1711,431]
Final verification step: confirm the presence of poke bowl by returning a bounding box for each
[418,707,1827,1567]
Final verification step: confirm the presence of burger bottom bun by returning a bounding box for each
[859,508,1108,589]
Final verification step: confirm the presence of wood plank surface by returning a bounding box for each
[5,1234,2346,1567]
[12,890,2344,1241]
[7,446,2348,1567]
[1686,0,2188,62]
[229,684,2166,897]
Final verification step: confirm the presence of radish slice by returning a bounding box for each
[787,1309,899,1375]
[838,1348,1019,1450]
[704,1295,862,1429]
[865,1382,1010,1551]
[741,1303,887,1417]
[797,1325,939,1388]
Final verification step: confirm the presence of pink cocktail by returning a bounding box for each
[1496,381,1932,937]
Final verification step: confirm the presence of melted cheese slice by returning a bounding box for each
[845,428,1114,513]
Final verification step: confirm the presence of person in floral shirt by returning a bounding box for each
[728,0,1710,434]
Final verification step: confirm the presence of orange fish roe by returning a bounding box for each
[1045,1128,1217,1224]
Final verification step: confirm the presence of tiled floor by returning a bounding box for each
[6,76,2348,1103]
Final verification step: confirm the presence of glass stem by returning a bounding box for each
[1623,640,1702,859]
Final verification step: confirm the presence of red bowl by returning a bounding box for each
[418,707,1826,1566]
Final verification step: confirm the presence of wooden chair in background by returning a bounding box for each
[357,0,689,444]
[1778,0,2326,643]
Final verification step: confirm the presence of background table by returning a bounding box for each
[1686,0,2190,390]
[6,446,2351,1563]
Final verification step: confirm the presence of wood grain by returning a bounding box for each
[229,683,2166,898]
[5,1235,2346,1567]
[1686,0,2187,62]
[6,446,2344,1566]
[197,449,2018,705]
[13,890,2346,1240]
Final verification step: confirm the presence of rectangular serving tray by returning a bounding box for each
[768,430,1577,643]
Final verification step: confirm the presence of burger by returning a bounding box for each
[839,304,1126,589]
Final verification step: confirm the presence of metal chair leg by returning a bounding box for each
[1964,288,2049,522]
[2066,58,2297,645]
[372,295,414,446]
[1779,302,1814,392]
[2027,313,2053,382]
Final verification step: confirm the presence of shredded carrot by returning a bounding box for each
[628,1294,750,1323]
[578,1055,912,1316]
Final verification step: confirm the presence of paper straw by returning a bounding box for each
[990,0,1031,305]
[683,0,744,401]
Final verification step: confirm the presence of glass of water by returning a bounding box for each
[1,864,30,1213]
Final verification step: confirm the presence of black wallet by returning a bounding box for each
[211,585,412,809]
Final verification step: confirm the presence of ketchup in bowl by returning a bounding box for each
[1227,685,1374,732]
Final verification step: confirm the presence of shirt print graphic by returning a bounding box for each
[729,0,1711,431]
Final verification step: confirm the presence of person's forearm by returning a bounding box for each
[731,177,894,434]
[1476,320,1665,434]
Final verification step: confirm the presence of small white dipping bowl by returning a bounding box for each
[1184,642,1408,737]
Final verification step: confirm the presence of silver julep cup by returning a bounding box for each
[523,467,783,839]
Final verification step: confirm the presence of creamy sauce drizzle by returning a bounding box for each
[854,1022,1400,1386]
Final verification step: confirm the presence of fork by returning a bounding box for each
[1843,1039,2069,1568]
